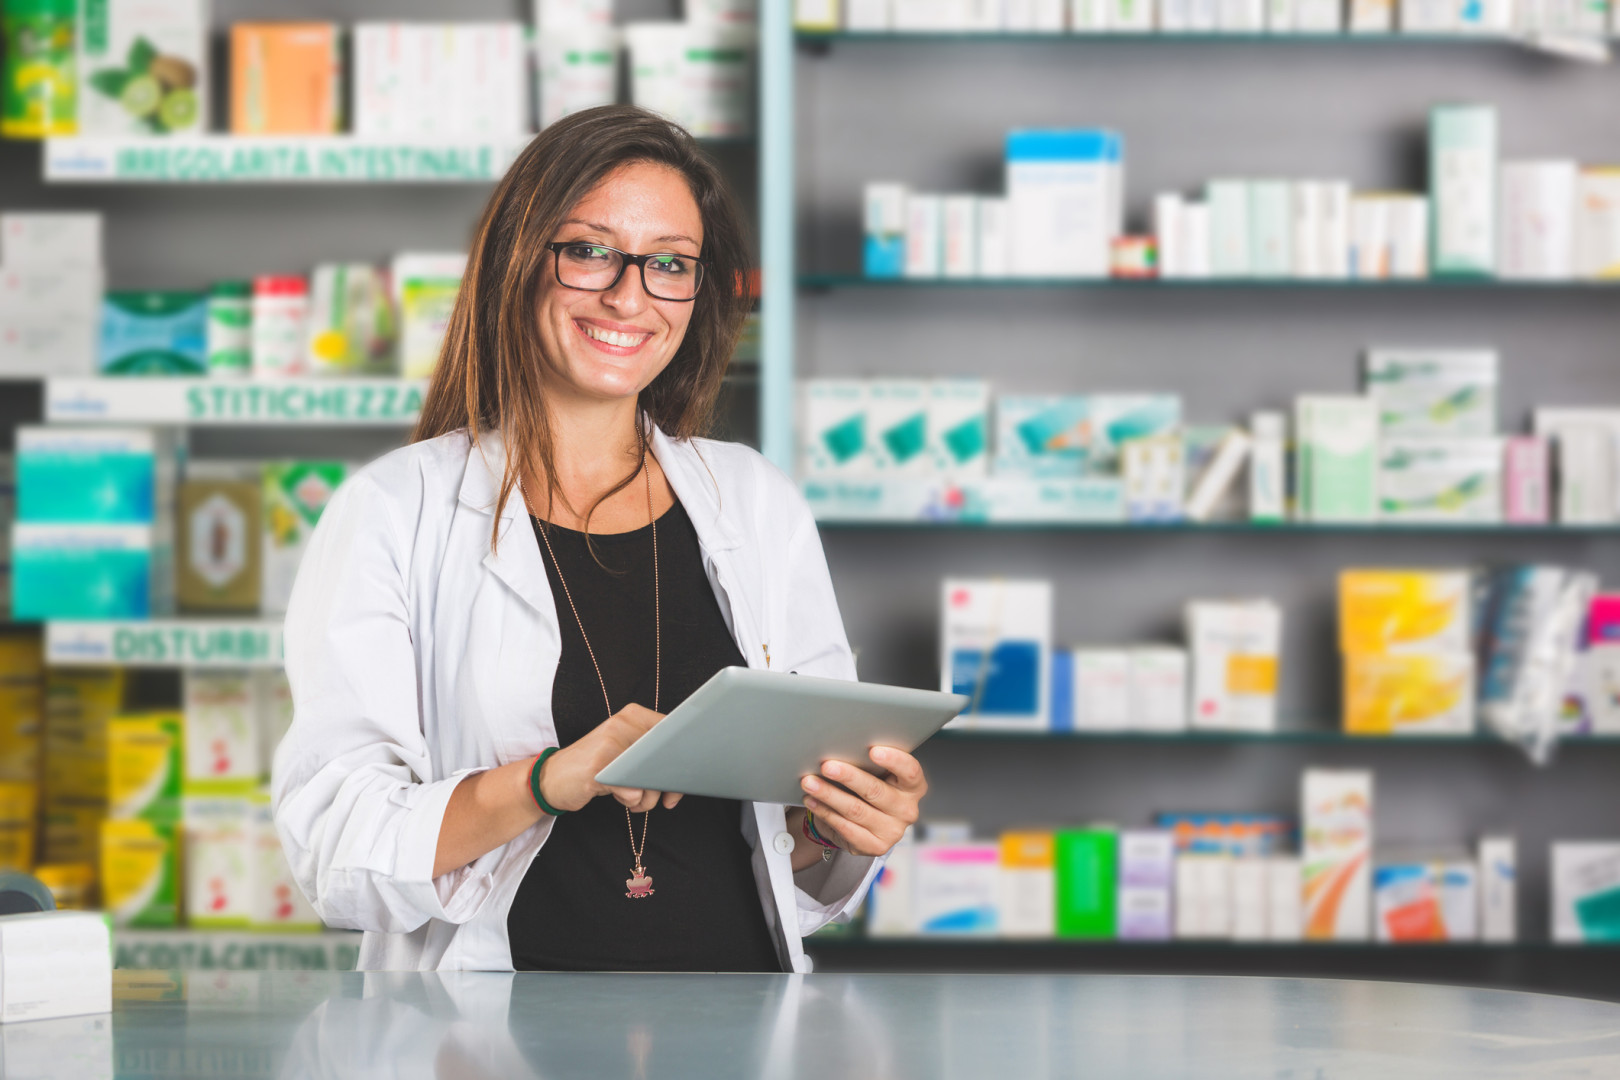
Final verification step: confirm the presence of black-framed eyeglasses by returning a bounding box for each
[545,242,707,302]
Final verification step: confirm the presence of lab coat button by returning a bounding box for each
[772,831,795,855]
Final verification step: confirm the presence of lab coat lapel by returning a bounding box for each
[457,428,556,619]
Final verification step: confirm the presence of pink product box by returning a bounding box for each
[1588,595,1620,647]
[1504,436,1549,524]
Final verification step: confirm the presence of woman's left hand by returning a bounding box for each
[800,745,927,857]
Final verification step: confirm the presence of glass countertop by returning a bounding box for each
[19,969,1617,1078]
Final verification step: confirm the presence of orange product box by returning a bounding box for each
[230,23,343,135]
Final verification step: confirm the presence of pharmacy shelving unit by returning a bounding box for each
[760,10,1620,990]
[801,938,1620,1003]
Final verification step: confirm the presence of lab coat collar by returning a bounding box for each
[455,422,745,552]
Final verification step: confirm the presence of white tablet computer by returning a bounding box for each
[594,667,969,806]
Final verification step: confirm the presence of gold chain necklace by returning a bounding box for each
[534,440,661,901]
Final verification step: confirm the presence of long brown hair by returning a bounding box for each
[411,105,752,547]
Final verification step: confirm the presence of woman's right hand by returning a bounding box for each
[536,704,682,814]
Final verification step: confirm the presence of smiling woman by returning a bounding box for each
[271,106,929,975]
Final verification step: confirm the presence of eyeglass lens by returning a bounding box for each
[555,243,703,300]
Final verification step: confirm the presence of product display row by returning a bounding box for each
[940,566,1616,745]
[849,768,1548,943]
[2,0,758,141]
[9,434,347,619]
[860,106,1620,283]
[794,0,1618,36]
[799,347,1620,527]
[0,649,315,930]
[1,209,468,379]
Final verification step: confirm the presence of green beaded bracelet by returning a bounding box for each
[529,748,569,817]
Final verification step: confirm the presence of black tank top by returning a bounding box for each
[507,499,783,972]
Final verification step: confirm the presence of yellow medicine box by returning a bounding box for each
[1344,653,1476,737]
[1339,570,1472,656]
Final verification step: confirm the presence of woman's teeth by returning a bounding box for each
[582,324,647,348]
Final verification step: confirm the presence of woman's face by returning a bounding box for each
[534,161,705,409]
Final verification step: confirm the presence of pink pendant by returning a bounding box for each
[625,866,655,900]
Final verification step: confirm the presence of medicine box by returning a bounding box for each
[1159,812,1293,857]
[1,214,101,268]
[100,817,180,927]
[0,911,112,1024]
[305,264,396,376]
[916,843,1000,935]
[866,828,917,937]
[99,291,208,376]
[998,831,1056,938]
[107,713,182,821]
[1364,348,1498,437]
[977,198,1012,278]
[864,380,932,475]
[1552,842,1620,943]
[17,427,178,524]
[184,795,254,928]
[1089,395,1181,475]
[1207,180,1253,278]
[1296,396,1378,522]
[1479,835,1516,943]
[1232,858,1269,941]
[1129,647,1189,731]
[1303,769,1373,941]
[1267,856,1302,940]
[863,183,908,279]
[12,524,172,620]
[392,253,466,380]
[1430,105,1498,278]
[1504,436,1550,525]
[1117,830,1174,940]
[1575,168,1620,280]
[1055,828,1117,939]
[1374,862,1443,941]
[1174,853,1232,939]
[1186,599,1281,732]
[1006,129,1124,279]
[178,476,263,613]
[262,462,348,616]
[1499,160,1577,281]
[1338,569,1471,655]
[1343,652,1476,736]
[183,671,261,791]
[76,0,208,136]
[1122,435,1185,522]
[928,380,990,476]
[800,381,870,476]
[941,578,1052,731]
[1378,437,1503,524]
[1070,649,1131,730]
[942,196,980,279]
[994,396,1091,478]
[536,25,621,131]
[231,23,344,134]
[1533,408,1620,525]
[904,195,943,278]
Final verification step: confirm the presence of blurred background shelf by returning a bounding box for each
[802,937,1620,1001]
[804,478,1620,531]
[796,30,1548,47]
[933,728,1620,746]
[798,273,1620,291]
[44,377,427,425]
[45,620,284,668]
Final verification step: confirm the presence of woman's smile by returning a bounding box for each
[575,317,656,356]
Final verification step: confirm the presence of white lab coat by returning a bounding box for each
[272,424,880,972]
